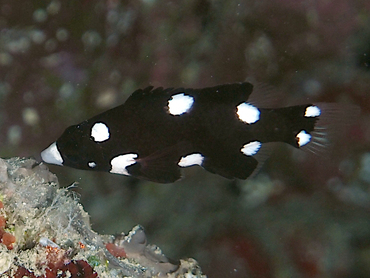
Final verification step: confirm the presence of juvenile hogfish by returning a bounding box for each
[41,82,358,183]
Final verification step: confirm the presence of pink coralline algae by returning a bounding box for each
[106,242,127,258]
[0,204,16,250]
[11,260,97,278]
[0,201,16,251]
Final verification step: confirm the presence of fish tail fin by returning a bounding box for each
[289,103,360,156]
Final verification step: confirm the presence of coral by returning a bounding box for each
[0,157,205,278]
[0,204,16,251]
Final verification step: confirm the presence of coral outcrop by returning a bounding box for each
[0,157,205,278]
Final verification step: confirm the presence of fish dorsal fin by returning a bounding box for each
[127,83,254,108]
[186,82,254,104]
[247,82,286,109]
[125,86,168,104]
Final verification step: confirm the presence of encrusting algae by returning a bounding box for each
[0,157,205,278]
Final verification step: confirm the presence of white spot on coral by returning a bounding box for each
[39,237,60,248]
[168,93,194,115]
[110,153,138,176]
[241,141,262,156]
[296,130,311,147]
[91,122,110,142]
[0,250,12,274]
[305,105,321,117]
[41,142,63,166]
[88,161,96,168]
[178,153,204,167]
[236,102,260,124]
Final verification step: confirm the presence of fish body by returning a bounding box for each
[41,82,357,183]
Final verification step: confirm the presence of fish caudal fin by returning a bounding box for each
[237,102,360,180]
[298,103,360,156]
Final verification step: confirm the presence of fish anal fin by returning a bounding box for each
[203,150,259,180]
[248,142,275,179]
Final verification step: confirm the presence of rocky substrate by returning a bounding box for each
[0,157,205,278]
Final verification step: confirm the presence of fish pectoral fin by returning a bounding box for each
[127,142,192,183]
[128,162,181,183]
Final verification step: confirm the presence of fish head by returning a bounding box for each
[41,120,112,172]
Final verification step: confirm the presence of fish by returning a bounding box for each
[41,82,359,183]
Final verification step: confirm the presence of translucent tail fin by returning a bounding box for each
[300,103,360,156]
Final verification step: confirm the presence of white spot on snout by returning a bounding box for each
[296,130,311,147]
[41,142,63,166]
[168,93,194,115]
[178,153,204,167]
[305,106,321,117]
[91,122,110,142]
[88,161,96,168]
[241,141,262,156]
[237,103,260,124]
[110,153,138,176]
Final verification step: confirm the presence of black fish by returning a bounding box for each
[41,82,358,183]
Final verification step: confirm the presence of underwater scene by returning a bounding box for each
[0,0,370,277]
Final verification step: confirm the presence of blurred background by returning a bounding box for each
[1,0,370,277]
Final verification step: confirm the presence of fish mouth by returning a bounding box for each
[41,142,64,166]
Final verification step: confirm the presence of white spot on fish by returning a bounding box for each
[41,142,63,166]
[168,93,194,115]
[91,122,110,142]
[241,141,262,156]
[110,153,138,176]
[88,161,96,168]
[296,130,311,147]
[178,153,204,167]
[236,102,260,124]
[305,105,321,117]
